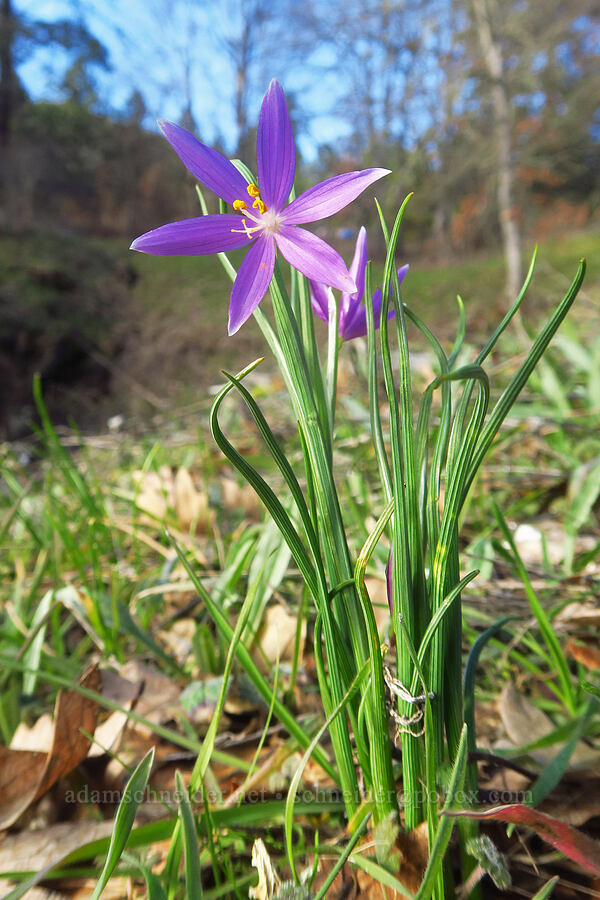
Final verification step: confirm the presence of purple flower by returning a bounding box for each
[310,227,409,341]
[130,80,390,335]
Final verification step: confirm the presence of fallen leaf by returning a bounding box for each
[0,885,67,900]
[173,466,208,532]
[513,522,565,566]
[251,604,305,671]
[249,838,281,900]
[499,681,553,755]
[565,639,600,670]
[116,660,181,730]
[133,466,174,523]
[555,601,600,627]
[310,856,357,898]
[0,820,113,875]
[498,680,600,772]
[221,477,261,518]
[10,714,55,753]
[86,666,143,758]
[540,779,600,826]
[447,804,600,877]
[0,667,101,830]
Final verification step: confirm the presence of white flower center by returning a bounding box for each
[231,183,280,240]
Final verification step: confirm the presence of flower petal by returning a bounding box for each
[339,226,367,334]
[257,80,296,212]
[397,263,410,285]
[130,215,253,255]
[228,236,276,335]
[274,226,356,292]
[281,169,390,225]
[339,306,372,341]
[158,120,250,206]
[309,280,332,324]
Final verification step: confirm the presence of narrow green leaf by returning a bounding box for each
[530,876,559,900]
[167,538,337,782]
[122,853,168,900]
[211,363,320,601]
[90,747,155,900]
[22,589,55,695]
[415,724,469,900]
[285,659,370,882]
[467,259,586,493]
[528,698,598,807]
[348,853,415,899]
[313,810,370,900]
[463,616,517,756]
[493,504,575,712]
[176,770,203,899]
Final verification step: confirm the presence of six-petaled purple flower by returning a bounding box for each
[130,80,390,335]
[310,226,409,341]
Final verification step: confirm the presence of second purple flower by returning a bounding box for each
[310,227,409,341]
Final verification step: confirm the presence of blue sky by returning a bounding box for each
[14,0,352,161]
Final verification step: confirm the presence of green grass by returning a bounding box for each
[1,225,599,897]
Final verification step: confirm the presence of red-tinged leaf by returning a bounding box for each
[446,805,600,877]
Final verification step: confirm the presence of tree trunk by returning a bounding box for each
[471,0,522,299]
[0,0,15,222]
[0,0,14,149]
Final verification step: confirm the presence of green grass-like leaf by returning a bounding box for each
[90,746,155,900]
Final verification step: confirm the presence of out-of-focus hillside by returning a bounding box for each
[1,0,598,435]
[1,220,597,438]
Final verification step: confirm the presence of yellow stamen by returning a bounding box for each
[253,198,267,214]
[233,199,247,211]
[247,184,261,198]
[230,218,258,239]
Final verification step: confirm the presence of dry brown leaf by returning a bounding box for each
[221,477,261,518]
[159,617,196,666]
[540,779,600,826]
[133,466,174,523]
[63,878,129,899]
[116,660,181,729]
[86,667,144,758]
[173,466,208,532]
[0,820,113,875]
[251,604,304,671]
[499,681,554,755]
[354,821,429,898]
[555,601,600,627]
[310,855,357,898]
[10,714,55,753]
[513,522,565,566]
[566,639,600,670]
[499,680,600,772]
[248,838,281,900]
[0,667,101,830]
[0,885,67,900]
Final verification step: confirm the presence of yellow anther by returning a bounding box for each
[233,199,247,211]
[247,184,261,198]
[253,198,267,214]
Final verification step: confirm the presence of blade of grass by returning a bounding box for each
[415,724,469,900]
[313,810,371,900]
[492,503,575,713]
[285,658,370,882]
[90,747,155,900]
[175,770,203,899]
